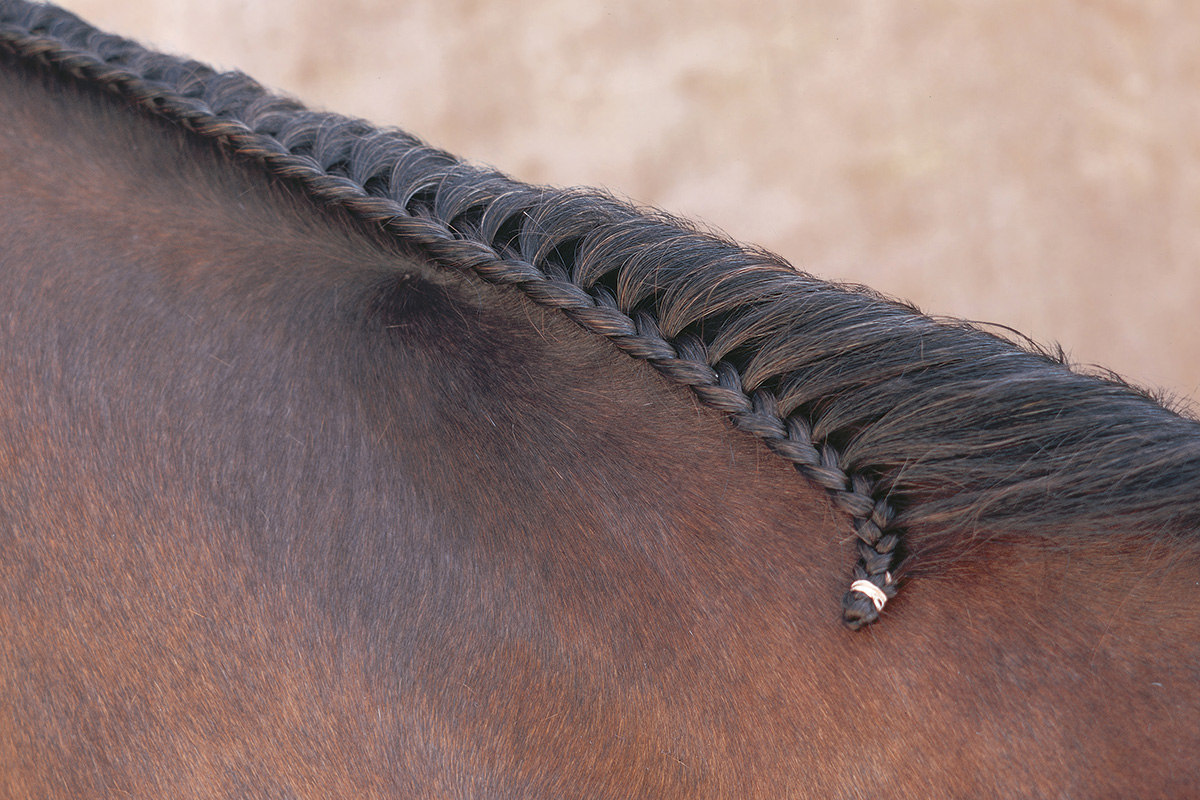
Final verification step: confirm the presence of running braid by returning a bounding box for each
[2,0,917,626]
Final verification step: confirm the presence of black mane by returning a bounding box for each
[3,0,1198,627]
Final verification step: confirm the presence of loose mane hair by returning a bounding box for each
[3,0,1198,628]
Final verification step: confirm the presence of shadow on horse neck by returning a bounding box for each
[1,4,1198,797]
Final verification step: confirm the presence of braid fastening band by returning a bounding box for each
[849,579,891,612]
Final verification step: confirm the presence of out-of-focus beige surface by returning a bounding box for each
[60,0,1200,404]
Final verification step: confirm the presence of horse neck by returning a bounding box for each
[3,48,1199,799]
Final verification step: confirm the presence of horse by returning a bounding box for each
[1,2,1197,797]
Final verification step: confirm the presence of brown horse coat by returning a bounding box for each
[1,3,1198,797]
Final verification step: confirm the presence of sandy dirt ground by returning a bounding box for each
[58,1,1200,406]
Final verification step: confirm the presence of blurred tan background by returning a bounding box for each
[59,0,1199,405]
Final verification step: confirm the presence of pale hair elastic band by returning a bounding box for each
[850,579,889,611]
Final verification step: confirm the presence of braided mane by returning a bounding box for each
[3,0,1198,628]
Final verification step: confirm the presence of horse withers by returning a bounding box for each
[1,2,1198,797]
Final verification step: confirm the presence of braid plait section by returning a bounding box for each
[0,0,901,626]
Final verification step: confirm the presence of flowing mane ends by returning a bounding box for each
[3,0,1198,627]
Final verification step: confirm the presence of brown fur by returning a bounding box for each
[1,2,1198,797]
[4,0,1200,627]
